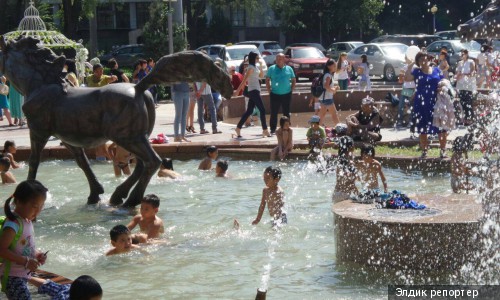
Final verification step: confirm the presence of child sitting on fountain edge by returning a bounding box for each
[356,144,388,193]
[106,225,140,256]
[127,194,165,243]
[252,166,287,227]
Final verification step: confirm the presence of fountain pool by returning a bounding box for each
[1,159,465,299]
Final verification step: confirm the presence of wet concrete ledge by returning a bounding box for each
[333,194,482,272]
[8,141,453,172]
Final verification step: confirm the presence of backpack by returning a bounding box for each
[0,216,24,292]
[311,73,326,97]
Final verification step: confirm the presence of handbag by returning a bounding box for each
[0,84,8,96]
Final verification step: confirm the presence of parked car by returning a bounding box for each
[235,41,283,65]
[287,43,327,55]
[435,30,459,40]
[196,44,268,77]
[326,41,364,59]
[426,39,481,72]
[347,43,408,81]
[283,46,329,80]
[98,44,145,67]
[370,34,442,48]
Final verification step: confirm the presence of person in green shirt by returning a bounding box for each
[266,53,296,134]
[87,63,117,87]
[306,115,326,153]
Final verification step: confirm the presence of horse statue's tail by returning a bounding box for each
[134,51,233,100]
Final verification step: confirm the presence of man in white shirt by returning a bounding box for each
[194,81,221,134]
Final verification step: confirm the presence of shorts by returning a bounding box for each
[3,276,30,300]
[271,213,287,227]
[96,156,107,162]
[320,98,334,106]
[314,102,321,111]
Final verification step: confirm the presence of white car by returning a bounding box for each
[347,43,408,81]
[195,44,267,77]
[223,45,267,77]
[235,41,283,66]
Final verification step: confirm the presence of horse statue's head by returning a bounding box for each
[0,36,66,95]
[458,0,500,40]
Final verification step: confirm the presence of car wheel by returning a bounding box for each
[384,64,396,81]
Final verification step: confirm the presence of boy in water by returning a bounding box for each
[252,167,287,226]
[127,194,165,243]
[158,158,181,179]
[356,144,388,192]
[0,157,16,184]
[198,145,218,170]
[306,115,326,153]
[215,160,229,178]
[106,225,140,256]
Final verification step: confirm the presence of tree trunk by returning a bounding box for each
[61,0,81,39]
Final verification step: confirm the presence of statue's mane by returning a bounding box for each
[9,37,65,85]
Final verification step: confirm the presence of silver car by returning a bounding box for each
[326,41,364,60]
[426,40,480,73]
[347,43,408,81]
[235,41,283,66]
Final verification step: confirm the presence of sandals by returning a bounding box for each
[234,128,242,138]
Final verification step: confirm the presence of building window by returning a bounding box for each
[115,3,130,29]
[97,4,114,29]
[231,6,245,27]
[136,2,150,29]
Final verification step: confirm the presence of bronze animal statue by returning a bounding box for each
[458,0,500,40]
[0,36,233,207]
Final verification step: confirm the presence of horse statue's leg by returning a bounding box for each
[109,160,144,206]
[114,137,161,207]
[27,132,49,180]
[62,143,104,204]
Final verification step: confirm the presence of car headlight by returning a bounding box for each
[292,63,301,68]
[302,64,310,68]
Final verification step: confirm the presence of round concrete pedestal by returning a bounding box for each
[333,194,482,272]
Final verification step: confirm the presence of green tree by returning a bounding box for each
[142,0,187,60]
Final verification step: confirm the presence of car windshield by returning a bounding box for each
[292,48,325,58]
[452,40,481,52]
[380,44,408,56]
[227,48,255,60]
[264,43,281,50]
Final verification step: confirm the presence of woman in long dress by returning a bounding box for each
[404,52,447,159]
[9,84,24,126]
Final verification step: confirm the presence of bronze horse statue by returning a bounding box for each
[0,36,233,207]
[458,0,500,40]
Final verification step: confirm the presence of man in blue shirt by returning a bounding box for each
[266,53,296,134]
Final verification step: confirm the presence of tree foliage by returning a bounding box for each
[142,0,187,60]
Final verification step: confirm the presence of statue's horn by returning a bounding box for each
[0,36,6,52]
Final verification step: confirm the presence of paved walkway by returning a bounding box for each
[0,102,468,149]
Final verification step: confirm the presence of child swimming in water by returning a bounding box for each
[356,144,388,192]
[333,136,359,203]
[252,167,287,226]
[106,225,140,256]
[127,194,165,244]
[158,158,181,179]
[198,145,218,170]
[215,160,229,178]
[0,157,16,184]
